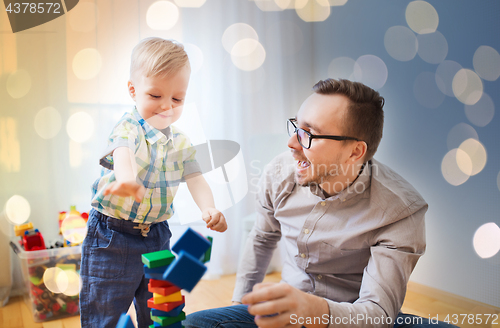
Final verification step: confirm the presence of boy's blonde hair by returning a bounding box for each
[130,37,189,80]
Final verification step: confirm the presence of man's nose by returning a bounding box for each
[287,133,301,150]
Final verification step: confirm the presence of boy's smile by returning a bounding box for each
[128,64,191,130]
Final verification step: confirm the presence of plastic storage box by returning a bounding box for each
[10,241,81,322]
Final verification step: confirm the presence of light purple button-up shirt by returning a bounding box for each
[233,152,427,327]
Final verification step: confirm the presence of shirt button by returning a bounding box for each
[300,253,306,258]
[321,201,326,206]
[317,275,323,280]
[304,229,310,234]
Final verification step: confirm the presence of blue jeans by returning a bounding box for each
[80,209,172,328]
[184,305,458,328]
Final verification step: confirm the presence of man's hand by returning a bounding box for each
[202,208,227,232]
[241,282,329,328]
[103,180,145,203]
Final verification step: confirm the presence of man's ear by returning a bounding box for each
[127,80,136,101]
[349,141,367,163]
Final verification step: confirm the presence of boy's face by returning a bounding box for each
[128,64,190,130]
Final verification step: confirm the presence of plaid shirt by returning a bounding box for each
[91,107,200,224]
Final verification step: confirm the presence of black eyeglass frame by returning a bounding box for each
[287,118,361,149]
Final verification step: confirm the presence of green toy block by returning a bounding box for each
[142,249,175,269]
[200,236,213,263]
[150,311,186,326]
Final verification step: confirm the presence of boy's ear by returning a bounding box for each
[127,80,136,100]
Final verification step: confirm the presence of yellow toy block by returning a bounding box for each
[14,222,33,236]
[153,291,183,304]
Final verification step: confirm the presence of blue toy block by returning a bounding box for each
[145,272,166,280]
[116,313,134,328]
[151,303,185,317]
[144,264,170,274]
[162,250,207,292]
[172,228,211,259]
[152,321,183,328]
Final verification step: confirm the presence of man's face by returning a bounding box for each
[128,65,190,130]
[288,93,355,190]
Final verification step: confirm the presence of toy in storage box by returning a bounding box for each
[10,242,81,322]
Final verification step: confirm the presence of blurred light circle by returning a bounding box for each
[447,123,478,150]
[146,1,179,30]
[61,214,88,245]
[328,57,358,80]
[405,1,439,34]
[455,148,473,177]
[5,195,30,225]
[66,112,95,143]
[6,69,31,99]
[34,107,62,140]
[296,0,331,22]
[441,149,471,186]
[465,93,494,127]
[231,39,266,71]
[417,31,448,64]
[68,2,98,32]
[62,270,81,296]
[174,0,206,7]
[473,45,500,81]
[353,55,388,90]
[266,20,304,56]
[458,138,487,176]
[328,0,348,5]
[413,71,445,109]
[452,69,483,105]
[43,267,66,294]
[254,0,290,11]
[473,223,500,259]
[184,43,204,74]
[435,60,462,97]
[72,48,102,80]
[222,23,259,54]
[384,26,418,62]
[295,0,308,9]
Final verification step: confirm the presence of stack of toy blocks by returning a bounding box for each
[141,228,212,328]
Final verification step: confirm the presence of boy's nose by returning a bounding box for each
[161,100,173,111]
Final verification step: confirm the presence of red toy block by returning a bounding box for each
[149,279,175,288]
[148,282,181,296]
[147,296,185,312]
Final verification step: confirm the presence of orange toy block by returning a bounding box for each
[153,291,182,304]
[148,281,181,296]
[147,296,185,312]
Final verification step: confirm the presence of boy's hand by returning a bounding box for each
[103,180,145,203]
[202,208,227,232]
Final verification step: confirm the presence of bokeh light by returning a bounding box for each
[465,93,494,127]
[34,107,62,140]
[353,55,388,90]
[72,48,102,80]
[413,71,445,109]
[6,69,31,99]
[473,45,500,81]
[458,138,487,176]
[452,69,483,105]
[231,39,266,71]
[146,1,179,30]
[328,0,348,5]
[43,267,66,294]
[61,269,81,296]
[4,195,30,225]
[68,2,98,32]
[405,1,439,34]
[328,57,357,80]
[174,0,206,7]
[417,31,448,64]
[184,43,204,74]
[66,112,95,143]
[447,123,478,150]
[253,0,290,11]
[384,26,418,62]
[473,223,500,259]
[441,149,471,186]
[296,0,331,22]
[222,23,259,54]
[435,60,462,97]
[61,214,88,245]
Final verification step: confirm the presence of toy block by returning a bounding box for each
[151,311,185,327]
[162,250,207,292]
[172,228,211,259]
[153,291,182,304]
[116,313,134,328]
[151,303,185,317]
[149,322,182,328]
[148,281,181,296]
[145,273,166,280]
[147,296,185,312]
[14,222,33,236]
[144,264,170,274]
[142,249,175,269]
[200,236,213,263]
[149,279,175,288]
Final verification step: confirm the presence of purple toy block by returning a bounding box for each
[162,250,207,292]
[172,228,211,259]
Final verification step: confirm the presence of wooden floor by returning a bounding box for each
[1,272,499,328]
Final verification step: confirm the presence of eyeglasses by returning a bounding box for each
[287,118,361,149]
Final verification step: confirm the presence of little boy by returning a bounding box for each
[80,37,227,328]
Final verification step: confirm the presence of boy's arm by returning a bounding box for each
[103,147,145,202]
[185,173,227,232]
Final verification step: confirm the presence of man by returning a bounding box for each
[184,79,455,328]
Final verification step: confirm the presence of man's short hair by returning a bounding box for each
[312,78,385,161]
[130,37,189,80]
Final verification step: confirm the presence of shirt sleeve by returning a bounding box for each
[325,203,427,328]
[99,119,139,170]
[181,144,202,177]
